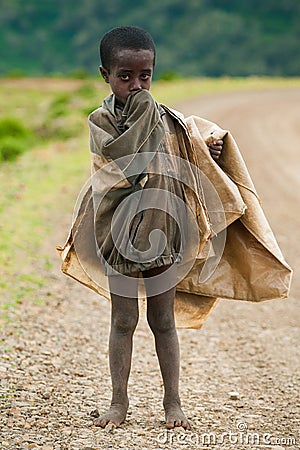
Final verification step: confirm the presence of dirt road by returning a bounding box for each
[1,88,299,449]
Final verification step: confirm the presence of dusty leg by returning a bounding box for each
[94,275,139,428]
[144,266,191,430]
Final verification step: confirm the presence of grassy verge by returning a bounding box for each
[0,76,299,322]
[0,135,89,322]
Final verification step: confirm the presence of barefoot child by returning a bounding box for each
[57,26,292,430]
[91,26,219,429]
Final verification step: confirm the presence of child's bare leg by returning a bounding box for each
[94,275,139,428]
[144,266,191,429]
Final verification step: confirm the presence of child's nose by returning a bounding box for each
[130,78,142,91]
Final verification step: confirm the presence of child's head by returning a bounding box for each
[99,26,156,105]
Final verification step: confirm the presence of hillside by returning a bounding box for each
[0,0,299,77]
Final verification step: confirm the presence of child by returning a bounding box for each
[93,25,223,430]
[57,26,292,430]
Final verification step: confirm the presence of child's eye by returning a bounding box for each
[120,74,130,81]
[141,74,150,80]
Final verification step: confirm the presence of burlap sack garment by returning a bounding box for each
[57,91,292,329]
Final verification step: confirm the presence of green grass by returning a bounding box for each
[0,76,299,323]
[0,133,90,322]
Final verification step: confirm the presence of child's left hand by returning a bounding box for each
[207,140,223,161]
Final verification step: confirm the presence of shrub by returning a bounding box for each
[0,117,32,162]
[47,94,71,119]
[0,137,27,161]
[0,117,30,139]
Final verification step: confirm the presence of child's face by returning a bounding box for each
[100,48,154,106]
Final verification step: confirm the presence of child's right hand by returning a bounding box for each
[207,139,223,161]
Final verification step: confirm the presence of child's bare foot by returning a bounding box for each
[164,399,191,430]
[93,402,128,428]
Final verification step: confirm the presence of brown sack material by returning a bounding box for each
[175,114,292,302]
[57,110,292,329]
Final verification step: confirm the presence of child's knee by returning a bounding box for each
[147,311,175,335]
[111,312,138,335]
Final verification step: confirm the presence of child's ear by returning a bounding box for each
[99,66,109,83]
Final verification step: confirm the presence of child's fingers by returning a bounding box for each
[208,140,223,161]
[212,139,223,146]
[209,140,223,150]
[209,149,222,160]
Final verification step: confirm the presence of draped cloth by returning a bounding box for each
[57,91,292,329]
[90,91,187,276]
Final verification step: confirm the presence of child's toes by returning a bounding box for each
[166,421,175,429]
[93,417,108,427]
[182,419,191,430]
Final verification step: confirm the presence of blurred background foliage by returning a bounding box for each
[0,79,105,161]
[0,0,299,78]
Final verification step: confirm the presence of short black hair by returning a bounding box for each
[100,26,156,71]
